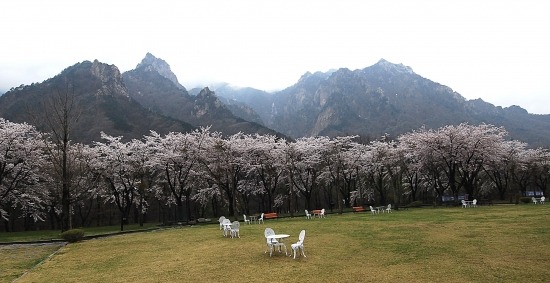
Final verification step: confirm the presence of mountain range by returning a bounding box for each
[202,59,550,147]
[0,60,194,143]
[1,54,549,147]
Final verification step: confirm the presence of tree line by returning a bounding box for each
[1,118,549,232]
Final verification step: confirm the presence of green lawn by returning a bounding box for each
[5,205,550,283]
[0,223,160,243]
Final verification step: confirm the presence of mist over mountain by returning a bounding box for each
[189,83,268,126]
[211,59,550,146]
[122,54,282,137]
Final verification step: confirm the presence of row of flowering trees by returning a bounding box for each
[1,118,549,232]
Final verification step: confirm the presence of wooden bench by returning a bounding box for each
[264,213,278,219]
[352,206,366,213]
[312,209,325,218]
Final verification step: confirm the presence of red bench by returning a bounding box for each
[353,206,366,213]
[312,209,325,218]
[264,213,278,219]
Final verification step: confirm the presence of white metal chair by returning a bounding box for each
[230,221,240,238]
[369,206,377,215]
[243,214,251,225]
[532,197,538,204]
[264,228,286,256]
[472,199,477,207]
[305,210,311,219]
[218,216,226,230]
[541,196,546,204]
[258,213,265,224]
[319,208,326,218]
[462,200,468,208]
[222,218,232,237]
[290,230,306,259]
[385,204,392,213]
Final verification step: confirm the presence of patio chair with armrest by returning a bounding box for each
[218,216,226,230]
[532,197,538,204]
[305,210,311,219]
[222,218,231,237]
[385,204,392,213]
[258,213,265,224]
[541,196,546,204]
[243,214,251,225]
[290,230,307,259]
[230,221,240,238]
[264,228,286,256]
[369,206,377,215]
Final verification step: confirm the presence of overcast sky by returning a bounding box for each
[2,0,549,114]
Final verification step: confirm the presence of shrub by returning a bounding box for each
[61,229,85,243]
[410,201,423,208]
[519,197,532,204]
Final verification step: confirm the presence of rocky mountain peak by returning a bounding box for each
[91,60,129,97]
[297,69,336,84]
[197,87,218,99]
[375,58,414,74]
[136,53,186,90]
[297,71,313,83]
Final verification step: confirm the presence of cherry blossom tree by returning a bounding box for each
[125,136,161,226]
[146,128,209,223]
[400,123,508,204]
[453,124,508,198]
[283,140,299,214]
[530,148,550,196]
[395,139,424,202]
[342,141,377,207]
[42,142,98,229]
[90,133,147,231]
[482,140,527,200]
[380,137,405,206]
[319,136,358,214]
[0,119,48,231]
[340,142,371,207]
[511,147,549,197]
[199,132,248,220]
[360,140,397,206]
[240,134,287,214]
[287,137,327,211]
[3,113,550,230]
[33,80,82,232]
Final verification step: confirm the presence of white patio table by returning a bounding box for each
[266,234,290,256]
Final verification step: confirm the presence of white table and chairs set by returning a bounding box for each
[461,199,477,208]
[217,216,307,259]
[218,216,240,238]
[369,204,392,214]
[264,228,306,259]
[532,196,545,204]
[242,213,263,224]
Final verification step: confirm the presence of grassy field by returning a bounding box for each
[0,223,160,243]
[0,223,159,282]
[4,204,550,283]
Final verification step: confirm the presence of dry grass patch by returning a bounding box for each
[13,205,550,283]
[0,243,63,282]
